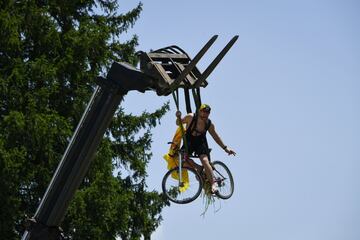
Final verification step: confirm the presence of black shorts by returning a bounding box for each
[183,134,209,156]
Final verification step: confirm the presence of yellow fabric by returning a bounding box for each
[163,125,189,192]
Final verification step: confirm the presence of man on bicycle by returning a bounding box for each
[176,103,236,193]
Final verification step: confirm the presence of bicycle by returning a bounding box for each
[162,144,234,204]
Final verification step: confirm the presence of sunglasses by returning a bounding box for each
[201,108,211,113]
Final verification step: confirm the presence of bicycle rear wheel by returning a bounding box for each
[162,166,202,204]
[212,161,234,199]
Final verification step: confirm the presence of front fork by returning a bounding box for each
[178,151,190,187]
[178,151,183,186]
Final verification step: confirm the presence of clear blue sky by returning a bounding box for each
[118,1,360,239]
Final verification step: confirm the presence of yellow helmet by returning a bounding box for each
[199,104,211,112]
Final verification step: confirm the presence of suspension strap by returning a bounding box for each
[196,87,202,107]
[172,88,180,109]
[171,89,189,154]
[191,87,202,111]
[184,88,192,113]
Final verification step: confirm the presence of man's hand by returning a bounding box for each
[225,147,236,156]
[175,111,182,126]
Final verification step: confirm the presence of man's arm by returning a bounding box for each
[208,123,236,155]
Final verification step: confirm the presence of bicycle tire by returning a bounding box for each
[162,166,203,204]
[212,161,234,199]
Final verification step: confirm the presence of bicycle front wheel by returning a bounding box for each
[212,161,234,199]
[162,166,203,204]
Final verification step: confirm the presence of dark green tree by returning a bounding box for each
[0,0,169,239]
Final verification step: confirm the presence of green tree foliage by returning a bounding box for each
[0,0,169,239]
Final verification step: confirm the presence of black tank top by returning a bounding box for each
[186,113,211,137]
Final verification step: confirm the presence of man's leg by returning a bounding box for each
[199,154,217,193]
[183,158,202,172]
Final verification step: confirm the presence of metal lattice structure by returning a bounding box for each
[138,35,238,111]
